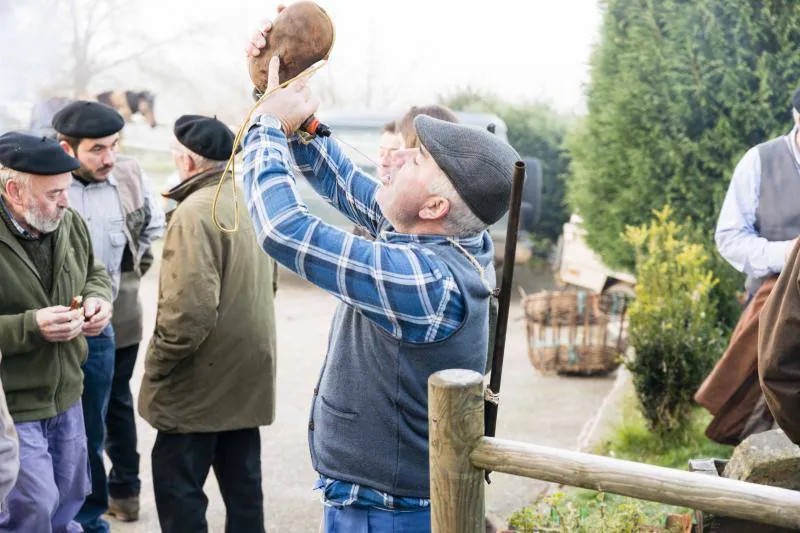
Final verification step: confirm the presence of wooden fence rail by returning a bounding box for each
[428,369,800,533]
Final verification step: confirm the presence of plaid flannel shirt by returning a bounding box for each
[0,197,33,239]
[314,476,430,511]
[242,114,493,344]
[243,115,494,511]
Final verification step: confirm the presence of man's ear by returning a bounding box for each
[419,196,450,221]
[5,178,26,207]
[59,140,76,157]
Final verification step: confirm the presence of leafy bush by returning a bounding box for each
[508,491,687,533]
[624,207,725,434]
[566,0,800,328]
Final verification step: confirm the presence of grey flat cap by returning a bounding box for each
[415,115,520,225]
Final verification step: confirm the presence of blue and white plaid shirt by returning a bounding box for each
[242,115,495,511]
[313,476,430,511]
[242,114,492,345]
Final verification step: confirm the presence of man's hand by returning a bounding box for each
[82,297,112,337]
[252,56,320,134]
[246,13,320,134]
[36,306,84,343]
[244,7,284,57]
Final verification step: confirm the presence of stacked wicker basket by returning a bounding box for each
[522,290,630,375]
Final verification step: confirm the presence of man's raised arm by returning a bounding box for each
[287,133,385,236]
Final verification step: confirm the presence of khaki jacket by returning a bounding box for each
[138,168,278,433]
[111,156,165,348]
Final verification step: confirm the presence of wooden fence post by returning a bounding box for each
[429,369,485,533]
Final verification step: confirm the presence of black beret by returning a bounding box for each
[174,115,236,161]
[52,100,125,138]
[0,132,80,175]
[793,86,800,112]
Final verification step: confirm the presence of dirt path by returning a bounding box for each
[112,265,615,532]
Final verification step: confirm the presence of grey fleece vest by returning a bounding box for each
[751,136,800,290]
[308,239,493,498]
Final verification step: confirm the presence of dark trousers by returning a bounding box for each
[76,329,115,533]
[105,343,141,499]
[152,428,264,533]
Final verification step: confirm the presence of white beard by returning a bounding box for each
[24,201,63,234]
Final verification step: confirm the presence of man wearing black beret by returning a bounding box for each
[138,115,277,533]
[52,101,165,529]
[0,131,113,532]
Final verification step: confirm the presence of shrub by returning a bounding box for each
[508,491,687,533]
[625,206,725,434]
[567,0,800,328]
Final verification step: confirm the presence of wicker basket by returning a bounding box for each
[523,290,630,376]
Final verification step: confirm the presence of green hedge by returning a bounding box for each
[567,0,800,326]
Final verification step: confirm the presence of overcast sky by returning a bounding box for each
[1,0,603,122]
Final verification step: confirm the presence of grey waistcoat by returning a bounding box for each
[752,136,800,291]
[309,239,493,498]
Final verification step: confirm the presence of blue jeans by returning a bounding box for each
[106,343,141,499]
[322,505,431,533]
[0,401,90,533]
[76,327,115,533]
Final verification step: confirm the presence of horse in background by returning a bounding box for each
[29,90,157,136]
[96,90,156,128]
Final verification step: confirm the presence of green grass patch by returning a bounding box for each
[593,390,733,469]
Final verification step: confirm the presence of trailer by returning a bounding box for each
[552,214,636,297]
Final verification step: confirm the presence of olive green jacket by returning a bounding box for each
[139,168,278,433]
[0,208,112,422]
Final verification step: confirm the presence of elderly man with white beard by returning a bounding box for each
[0,132,112,533]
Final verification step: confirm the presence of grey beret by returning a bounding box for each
[415,115,520,225]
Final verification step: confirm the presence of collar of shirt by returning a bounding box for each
[0,196,35,240]
[70,173,118,189]
[379,229,487,256]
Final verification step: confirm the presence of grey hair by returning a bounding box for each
[427,171,487,237]
[793,108,799,123]
[172,140,221,172]
[0,165,29,195]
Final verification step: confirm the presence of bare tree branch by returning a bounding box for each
[87,20,218,77]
